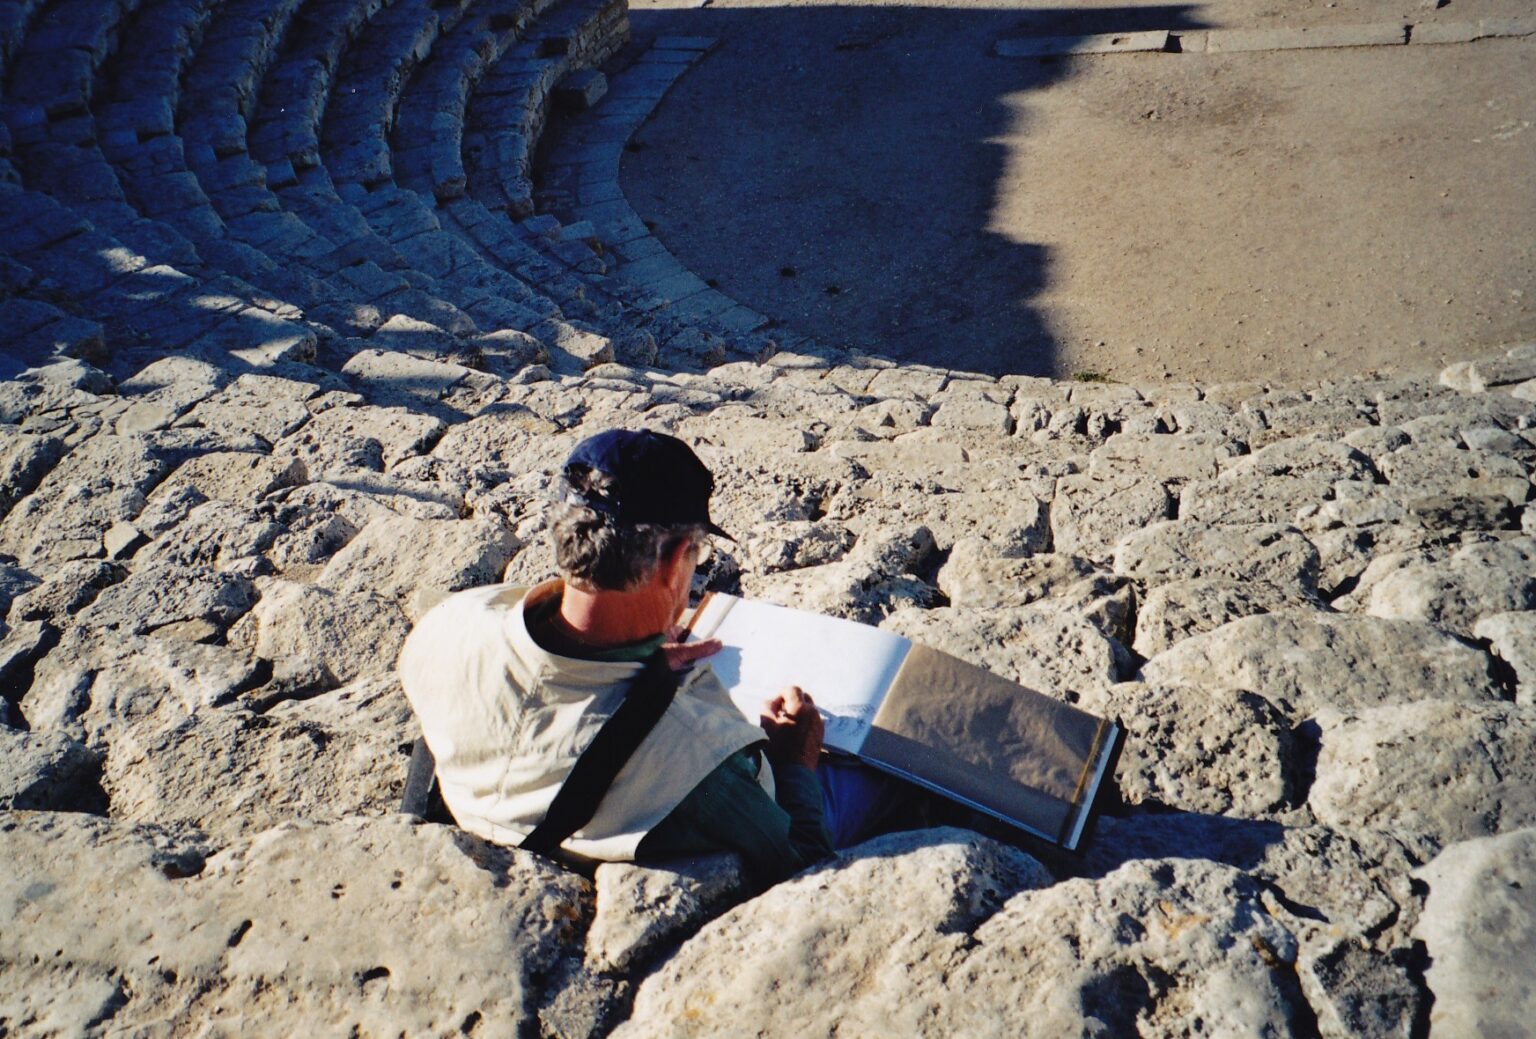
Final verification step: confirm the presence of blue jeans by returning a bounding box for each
[817,759,904,849]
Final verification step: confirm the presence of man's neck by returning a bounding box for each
[556,581,677,649]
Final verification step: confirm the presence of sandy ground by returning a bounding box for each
[618,0,1536,381]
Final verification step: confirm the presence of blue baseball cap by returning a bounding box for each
[562,429,732,540]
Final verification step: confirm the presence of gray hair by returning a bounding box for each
[551,469,705,591]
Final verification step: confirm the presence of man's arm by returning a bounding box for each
[638,684,834,888]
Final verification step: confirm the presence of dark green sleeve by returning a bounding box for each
[637,748,834,888]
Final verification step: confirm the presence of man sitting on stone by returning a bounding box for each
[400,428,884,887]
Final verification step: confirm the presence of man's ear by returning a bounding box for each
[657,537,694,584]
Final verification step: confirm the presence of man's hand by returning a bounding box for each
[661,626,721,672]
[760,685,824,770]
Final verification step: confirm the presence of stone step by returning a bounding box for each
[93,0,327,302]
[2,0,140,117]
[0,0,48,82]
[0,180,315,374]
[392,0,546,204]
[247,0,388,172]
[321,0,475,187]
[0,294,105,371]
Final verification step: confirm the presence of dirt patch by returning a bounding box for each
[621,0,1536,382]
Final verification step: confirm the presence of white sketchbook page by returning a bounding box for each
[688,595,912,754]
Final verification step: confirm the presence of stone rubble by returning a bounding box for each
[0,0,1533,1029]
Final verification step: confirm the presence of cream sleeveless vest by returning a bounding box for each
[397,580,772,861]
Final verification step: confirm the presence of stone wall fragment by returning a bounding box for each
[1114,520,1321,595]
[1310,701,1536,848]
[315,515,519,602]
[1078,681,1296,818]
[1139,610,1500,718]
[0,814,588,1035]
[1366,536,1536,636]
[1412,828,1536,1037]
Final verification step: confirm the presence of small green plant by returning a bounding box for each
[1072,370,1113,384]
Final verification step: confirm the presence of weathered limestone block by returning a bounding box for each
[675,408,821,458]
[315,515,519,602]
[0,727,103,811]
[1087,813,1427,1038]
[1366,537,1536,637]
[865,366,948,400]
[1330,537,1476,612]
[1376,446,1531,504]
[1051,473,1172,561]
[0,428,66,520]
[234,579,411,686]
[952,860,1314,1039]
[1441,354,1536,392]
[0,814,589,1036]
[1086,816,1424,954]
[1077,682,1295,818]
[148,450,307,505]
[5,559,120,625]
[135,500,286,571]
[929,395,1013,434]
[0,434,171,567]
[24,626,265,739]
[1180,472,1339,526]
[1218,434,1379,483]
[1159,398,1257,439]
[743,528,938,624]
[116,355,228,421]
[1473,611,1536,704]
[1460,424,1533,456]
[1412,828,1536,1038]
[1295,937,1425,1039]
[1248,399,1375,442]
[827,434,964,470]
[619,847,1305,1039]
[616,829,1053,1039]
[860,488,1051,557]
[882,603,1129,703]
[74,564,258,638]
[0,564,41,619]
[1132,578,1314,658]
[701,450,866,534]
[1114,520,1320,595]
[271,480,447,536]
[1310,702,1536,848]
[1027,571,1137,645]
[0,620,58,704]
[1139,611,1501,718]
[278,404,447,472]
[340,347,497,407]
[587,855,747,973]
[741,520,854,574]
[104,700,408,841]
[1396,409,1528,449]
[177,389,312,443]
[937,538,1097,609]
[1087,431,1242,482]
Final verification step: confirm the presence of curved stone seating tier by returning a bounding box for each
[92,0,329,301]
[0,0,46,82]
[247,0,386,171]
[177,0,338,249]
[321,0,475,189]
[0,0,212,272]
[0,179,316,380]
[391,0,554,206]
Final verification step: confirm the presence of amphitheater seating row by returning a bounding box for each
[1,0,772,386]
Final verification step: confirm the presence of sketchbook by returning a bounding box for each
[684,593,1122,851]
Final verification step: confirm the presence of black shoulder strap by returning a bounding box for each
[520,649,681,857]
